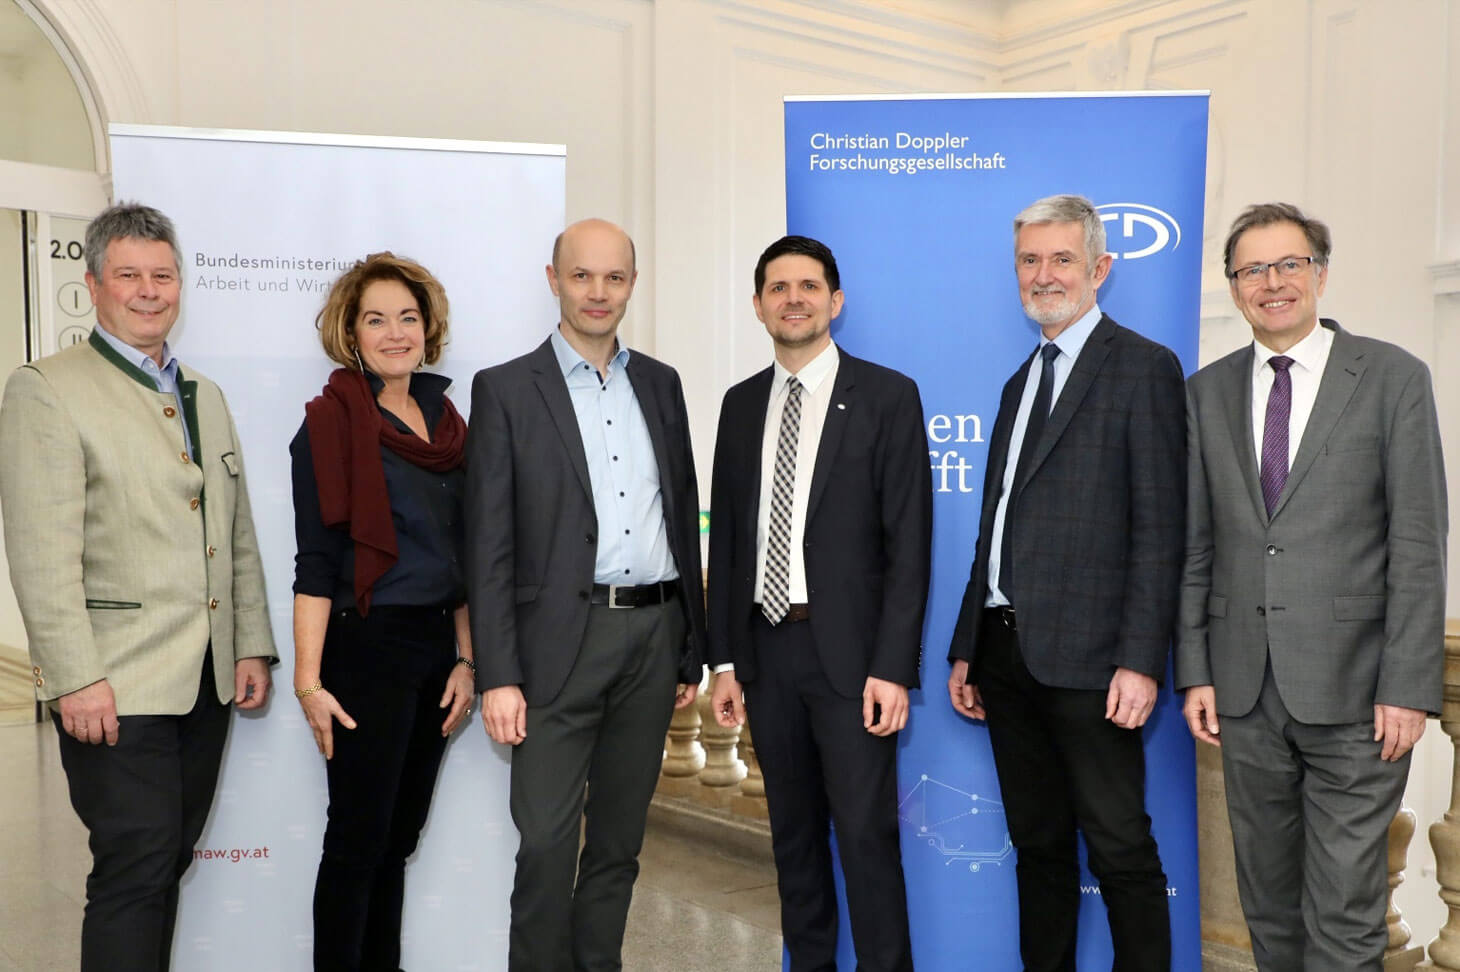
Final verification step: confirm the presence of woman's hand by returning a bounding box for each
[439,663,476,736]
[298,688,357,760]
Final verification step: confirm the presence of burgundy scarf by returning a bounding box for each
[304,368,466,614]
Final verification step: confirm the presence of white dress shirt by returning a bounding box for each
[985,303,1104,607]
[1250,320,1333,470]
[753,340,840,605]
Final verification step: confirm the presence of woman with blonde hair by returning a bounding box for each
[289,252,473,971]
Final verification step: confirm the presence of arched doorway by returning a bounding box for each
[0,0,110,722]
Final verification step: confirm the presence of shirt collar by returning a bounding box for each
[773,339,839,396]
[1041,303,1103,362]
[92,322,177,378]
[551,326,628,379]
[1251,317,1332,375]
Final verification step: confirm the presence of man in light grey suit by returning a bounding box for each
[1176,202,1447,971]
[0,202,275,971]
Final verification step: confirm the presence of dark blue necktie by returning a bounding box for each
[1002,343,1060,590]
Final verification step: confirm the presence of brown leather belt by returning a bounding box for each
[757,602,811,623]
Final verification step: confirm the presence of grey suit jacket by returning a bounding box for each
[949,315,1187,690]
[465,337,706,707]
[1175,320,1447,722]
[0,330,276,716]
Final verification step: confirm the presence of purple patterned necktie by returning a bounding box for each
[1259,356,1294,516]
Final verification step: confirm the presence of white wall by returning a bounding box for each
[21,0,1460,950]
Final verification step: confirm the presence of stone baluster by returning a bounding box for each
[1419,622,1460,972]
[658,692,705,798]
[695,687,746,807]
[732,721,769,820]
[1388,804,1423,971]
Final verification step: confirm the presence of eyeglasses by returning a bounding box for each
[1229,256,1318,283]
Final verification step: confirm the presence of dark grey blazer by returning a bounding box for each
[949,314,1187,690]
[465,337,706,706]
[705,351,932,697]
[1175,320,1447,722]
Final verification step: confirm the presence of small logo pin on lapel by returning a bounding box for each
[836,403,846,410]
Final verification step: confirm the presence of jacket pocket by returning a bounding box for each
[85,599,141,610]
[1207,594,1227,618]
[514,584,539,604]
[1334,595,1385,621]
[220,451,240,476]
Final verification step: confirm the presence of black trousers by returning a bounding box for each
[745,613,913,972]
[313,603,456,972]
[507,600,683,972]
[54,648,231,972]
[976,610,1170,972]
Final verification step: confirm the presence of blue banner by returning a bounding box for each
[783,92,1210,969]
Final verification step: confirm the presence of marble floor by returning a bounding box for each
[0,718,783,971]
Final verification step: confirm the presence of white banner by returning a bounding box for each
[110,125,565,971]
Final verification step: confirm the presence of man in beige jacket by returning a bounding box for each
[0,202,276,972]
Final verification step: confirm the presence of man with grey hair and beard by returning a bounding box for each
[0,202,275,972]
[947,194,1185,970]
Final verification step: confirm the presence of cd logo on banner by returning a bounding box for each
[1097,203,1182,260]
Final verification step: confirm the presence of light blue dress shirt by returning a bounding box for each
[550,328,677,586]
[92,323,194,459]
[986,303,1104,607]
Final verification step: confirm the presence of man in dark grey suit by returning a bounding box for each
[947,194,1185,971]
[466,218,706,971]
[1176,202,1447,971]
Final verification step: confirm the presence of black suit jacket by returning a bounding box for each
[949,315,1185,690]
[706,350,932,698]
[465,337,706,706]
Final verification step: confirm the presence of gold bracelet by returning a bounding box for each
[455,657,477,673]
[294,681,324,699]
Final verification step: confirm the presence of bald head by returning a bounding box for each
[552,218,636,275]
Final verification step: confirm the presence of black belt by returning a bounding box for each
[590,580,678,608]
[984,605,1017,631]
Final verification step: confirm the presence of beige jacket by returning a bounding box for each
[0,330,275,715]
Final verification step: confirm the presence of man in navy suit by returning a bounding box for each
[948,194,1185,971]
[707,235,931,971]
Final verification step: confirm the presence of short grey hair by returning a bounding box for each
[1222,202,1331,278]
[83,202,182,278]
[1013,194,1106,263]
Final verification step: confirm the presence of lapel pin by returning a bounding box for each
[837,403,846,410]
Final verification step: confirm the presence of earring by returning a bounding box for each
[353,346,365,372]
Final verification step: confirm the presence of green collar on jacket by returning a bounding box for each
[87,327,203,463]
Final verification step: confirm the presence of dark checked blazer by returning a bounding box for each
[706,350,932,698]
[949,314,1186,690]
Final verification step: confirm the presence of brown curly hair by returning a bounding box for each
[316,252,450,369]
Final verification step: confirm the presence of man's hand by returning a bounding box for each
[1105,667,1157,730]
[1182,685,1220,746]
[675,682,699,710]
[711,671,745,729]
[234,657,272,710]
[482,685,528,745]
[947,659,985,721]
[1375,704,1426,762]
[59,679,119,746]
[864,676,909,736]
